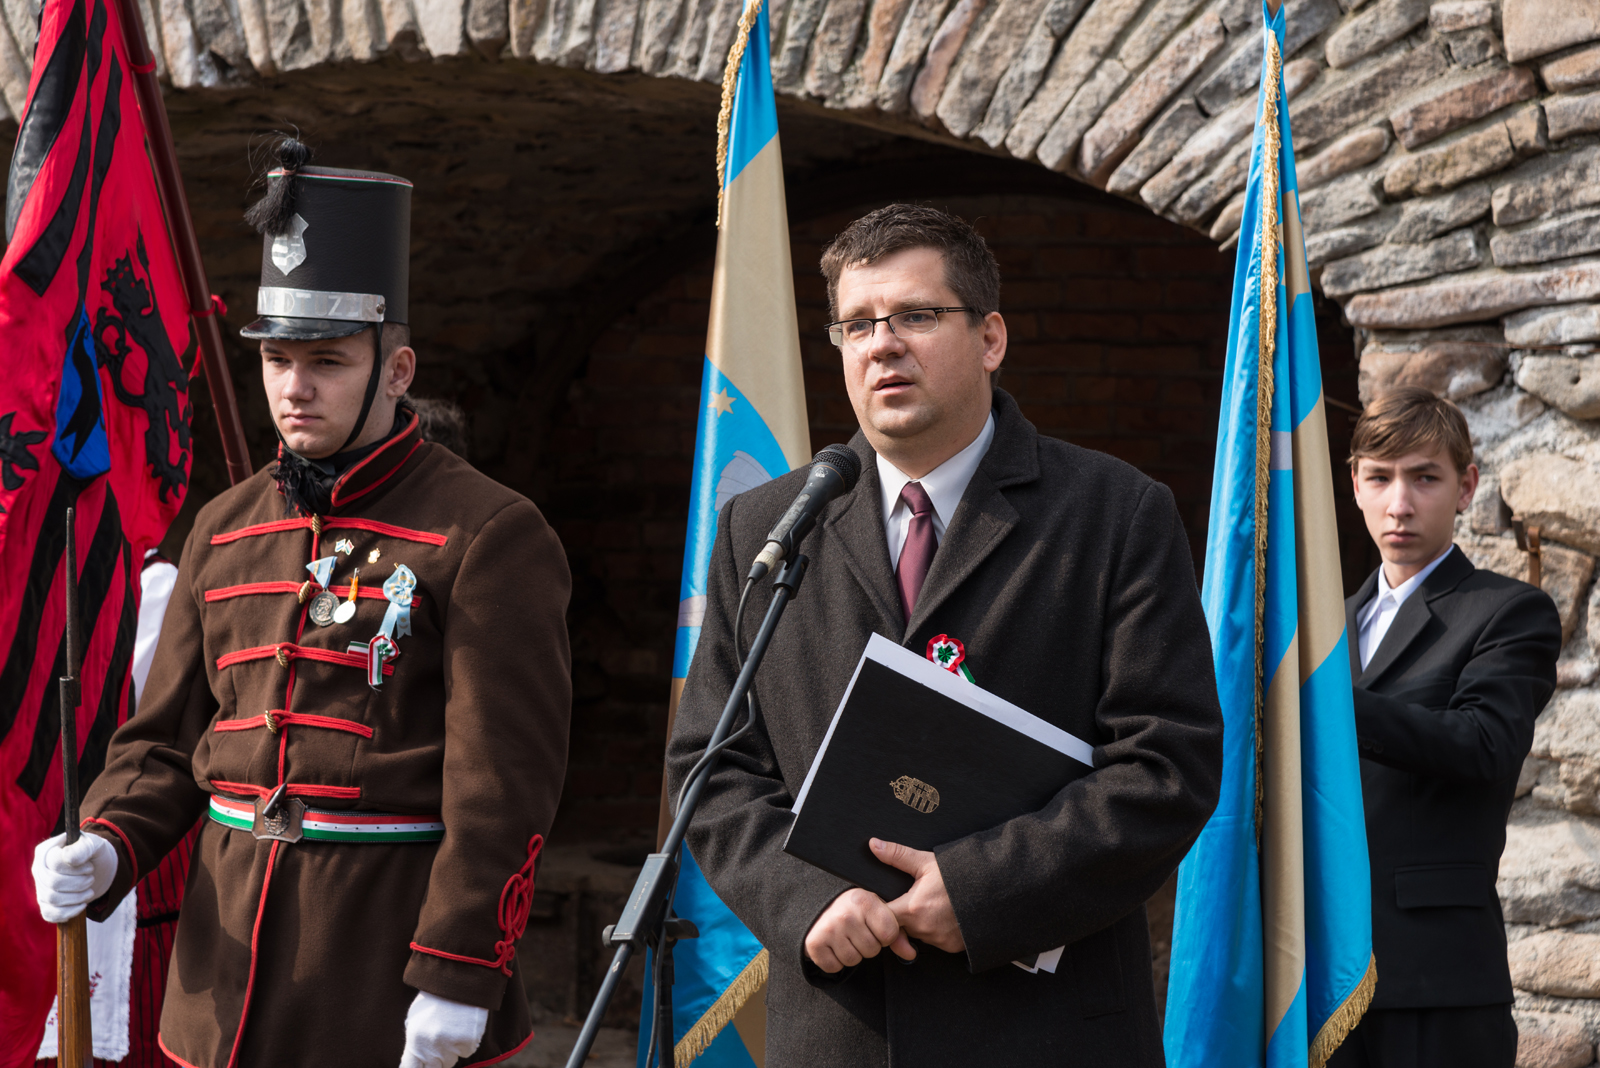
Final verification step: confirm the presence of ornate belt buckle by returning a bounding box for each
[253,785,305,843]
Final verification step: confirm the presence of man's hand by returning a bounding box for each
[873,838,965,955]
[804,887,916,973]
[399,991,488,1068]
[32,833,117,923]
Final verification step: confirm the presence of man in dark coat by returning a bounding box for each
[32,147,571,1068]
[667,204,1224,1066]
[1331,388,1560,1068]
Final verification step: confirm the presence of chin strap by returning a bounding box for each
[338,322,386,453]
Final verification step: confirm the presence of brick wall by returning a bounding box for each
[544,191,1367,846]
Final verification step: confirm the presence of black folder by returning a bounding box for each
[784,634,1094,901]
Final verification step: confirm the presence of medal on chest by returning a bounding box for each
[305,556,339,627]
[333,569,361,625]
[344,564,417,690]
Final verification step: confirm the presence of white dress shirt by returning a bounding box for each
[1356,546,1454,671]
[878,413,996,569]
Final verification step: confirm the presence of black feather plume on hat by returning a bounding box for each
[244,136,314,237]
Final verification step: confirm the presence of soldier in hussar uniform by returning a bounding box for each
[31,140,572,1068]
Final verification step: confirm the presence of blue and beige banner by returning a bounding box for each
[644,1,808,1063]
[1163,4,1374,1067]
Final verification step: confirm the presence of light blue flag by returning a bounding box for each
[640,0,809,1063]
[1163,5,1375,1068]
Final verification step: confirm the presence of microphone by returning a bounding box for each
[748,445,861,581]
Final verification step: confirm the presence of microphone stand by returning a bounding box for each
[564,554,810,1068]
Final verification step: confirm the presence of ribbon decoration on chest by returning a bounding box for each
[307,556,336,588]
[381,564,416,641]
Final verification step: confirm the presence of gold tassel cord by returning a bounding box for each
[1252,27,1282,847]
[674,948,768,1066]
[714,0,766,229]
[1309,955,1378,1068]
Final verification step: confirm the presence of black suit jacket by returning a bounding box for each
[668,390,1224,1067]
[1345,546,1559,1009]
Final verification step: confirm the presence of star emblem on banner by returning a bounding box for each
[708,389,735,416]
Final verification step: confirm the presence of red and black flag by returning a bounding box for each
[0,0,194,1057]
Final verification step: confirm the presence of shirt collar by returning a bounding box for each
[1359,544,1455,626]
[878,412,996,530]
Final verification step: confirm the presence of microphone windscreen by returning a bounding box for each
[812,444,861,491]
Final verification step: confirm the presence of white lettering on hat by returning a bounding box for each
[271,214,309,275]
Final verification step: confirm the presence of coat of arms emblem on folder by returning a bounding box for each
[890,775,941,814]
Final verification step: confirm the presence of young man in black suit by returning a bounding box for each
[1331,388,1561,1068]
[667,205,1224,1065]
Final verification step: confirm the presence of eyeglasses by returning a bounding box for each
[825,307,975,348]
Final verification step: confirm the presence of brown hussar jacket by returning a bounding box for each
[79,413,572,1068]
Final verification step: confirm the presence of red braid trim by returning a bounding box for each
[215,643,394,675]
[213,712,374,738]
[209,780,361,800]
[409,834,545,978]
[206,582,400,603]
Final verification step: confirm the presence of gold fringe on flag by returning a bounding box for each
[714,0,766,229]
[1252,25,1282,846]
[674,948,769,1066]
[1309,954,1377,1068]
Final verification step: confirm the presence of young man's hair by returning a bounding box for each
[1349,386,1474,474]
[820,204,1000,324]
[381,322,410,362]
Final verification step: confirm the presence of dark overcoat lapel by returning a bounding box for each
[824,454,901,637]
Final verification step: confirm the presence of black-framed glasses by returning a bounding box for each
[825,307,975,348]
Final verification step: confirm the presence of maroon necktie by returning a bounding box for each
[896,482,938,622]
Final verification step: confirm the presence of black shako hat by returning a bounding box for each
[240,150,411,341]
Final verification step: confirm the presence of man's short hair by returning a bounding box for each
[1349,386,1474,474]
[382,322,410,362]
[820,204,1000,323]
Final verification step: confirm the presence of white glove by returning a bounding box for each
[399,991,489,1068]
[32,832,118,923]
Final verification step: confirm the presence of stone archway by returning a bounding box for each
[6,0,1600,1049]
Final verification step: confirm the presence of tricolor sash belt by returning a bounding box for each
[209,795,444,843]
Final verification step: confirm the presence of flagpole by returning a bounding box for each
[110,0,253,488]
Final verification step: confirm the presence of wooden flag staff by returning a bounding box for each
[111,0,253,488]
[56,507,92,1068]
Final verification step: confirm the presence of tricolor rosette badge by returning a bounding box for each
[925,634,975,682]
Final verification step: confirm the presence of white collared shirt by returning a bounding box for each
[1356,546,1454,671]
[878,413,996,569]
